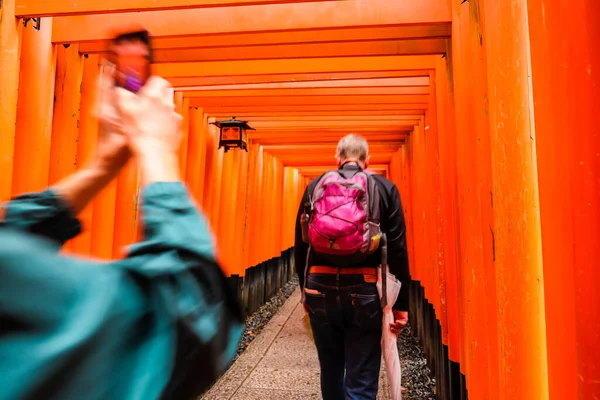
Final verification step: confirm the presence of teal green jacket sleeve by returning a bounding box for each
[1,189,82,247]
[0,182,244,400]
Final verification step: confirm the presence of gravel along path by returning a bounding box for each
[398,323,437,400]
[234,275,299,361]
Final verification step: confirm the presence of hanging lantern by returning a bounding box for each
[210,117,255,152]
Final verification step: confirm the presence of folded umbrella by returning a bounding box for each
[376,235,403,400]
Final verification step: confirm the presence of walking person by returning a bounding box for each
[294,133,411,400]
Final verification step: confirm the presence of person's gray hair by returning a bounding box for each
[336,134,369,161]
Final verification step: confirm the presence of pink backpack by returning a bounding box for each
[300,168,382,258]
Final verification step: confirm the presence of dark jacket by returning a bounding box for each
[294,163,411,311]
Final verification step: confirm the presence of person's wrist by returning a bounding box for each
[88,151,130,182]
[130,138,178,157]
[136,145,180,184]
[86,159,118,182]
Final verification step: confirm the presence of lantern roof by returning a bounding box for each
[210,117,256,131]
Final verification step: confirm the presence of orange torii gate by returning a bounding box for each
[0,0,598,399]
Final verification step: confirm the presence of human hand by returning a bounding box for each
[114,76,183,184]
[390,310,408,336]
[93,64,131,176]
[114,76,182,157]
[300,290,308,313]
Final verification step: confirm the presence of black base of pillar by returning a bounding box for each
[408,280,468,400]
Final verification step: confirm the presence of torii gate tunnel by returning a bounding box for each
[0,1,598,399]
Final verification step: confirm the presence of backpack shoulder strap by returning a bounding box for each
[310,170,339,205]
[364,172,382,224]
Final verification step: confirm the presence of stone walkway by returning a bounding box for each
[201,288,391,400]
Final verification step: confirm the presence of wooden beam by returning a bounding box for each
[16,0,343,17]
[252,130,412,138]
[52,0,451,42]
[249,121,417,129]
[280,153,395,167]
[148,39,447,63]
[297,164,389,174]
[250,130,411,137]
[250,133,408,146]
[80,25,452,53]
[166,71,429,88]
[176,77,430,91]
[182,87,430,98]
[202,104,428,113]
[296,164,391,170]
[262,143,403,153]
[240,116,422,122]
[208,110,425,117]
[153,55,437,78]
[189,95,429,107]
[298,165,390,178]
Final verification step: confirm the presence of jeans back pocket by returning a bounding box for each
[350,293,382,330]
[304,288,328,325]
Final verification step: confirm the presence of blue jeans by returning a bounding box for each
[304,273,383,400]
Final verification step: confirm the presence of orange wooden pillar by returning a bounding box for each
[388,149,400,188]
[282,167,296,250]
[265,155,276,259]
[257,152,271,263]
[110,161,138,259]
[217,148,236,275]
[240,143,255,272]
[233,149,249,273]
[0,0,22,201]
[243,143,260,270]
[427,79,448,329]
[290,168,300,250]
[49,44,83,186]
[273,157,285,255]
[527,0,600,397]
[71,54,101,256]
[202,118,217,214]
[400,143,415,283]
[450,2,499,397]
[89,173,117,250]
[185,107,207,205]
[434,55,463,373]
[269,155,282,260]
[247,145,264,268]
[12,18,56,197]
[174,92,191,179]
[481,1,549,398]
[426,72,450,386]
[49,44,84,253]
[202,119,224,263]
[88,65,117,260]
[406,123,427,295]
[210,125,224,231]
[89,181,117,259]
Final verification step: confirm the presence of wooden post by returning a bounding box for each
[449,3,502,398]
[49,44,83,253]
[12,17,56,196]
[0,0,22,200]
[434,53,463,399]
[482,0,549,398]
[70,54,100,255]
[111,160,139,259]
[185,107,206,205]
[527,0,600,397]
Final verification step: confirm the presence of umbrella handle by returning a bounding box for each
[381,233,388,308]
